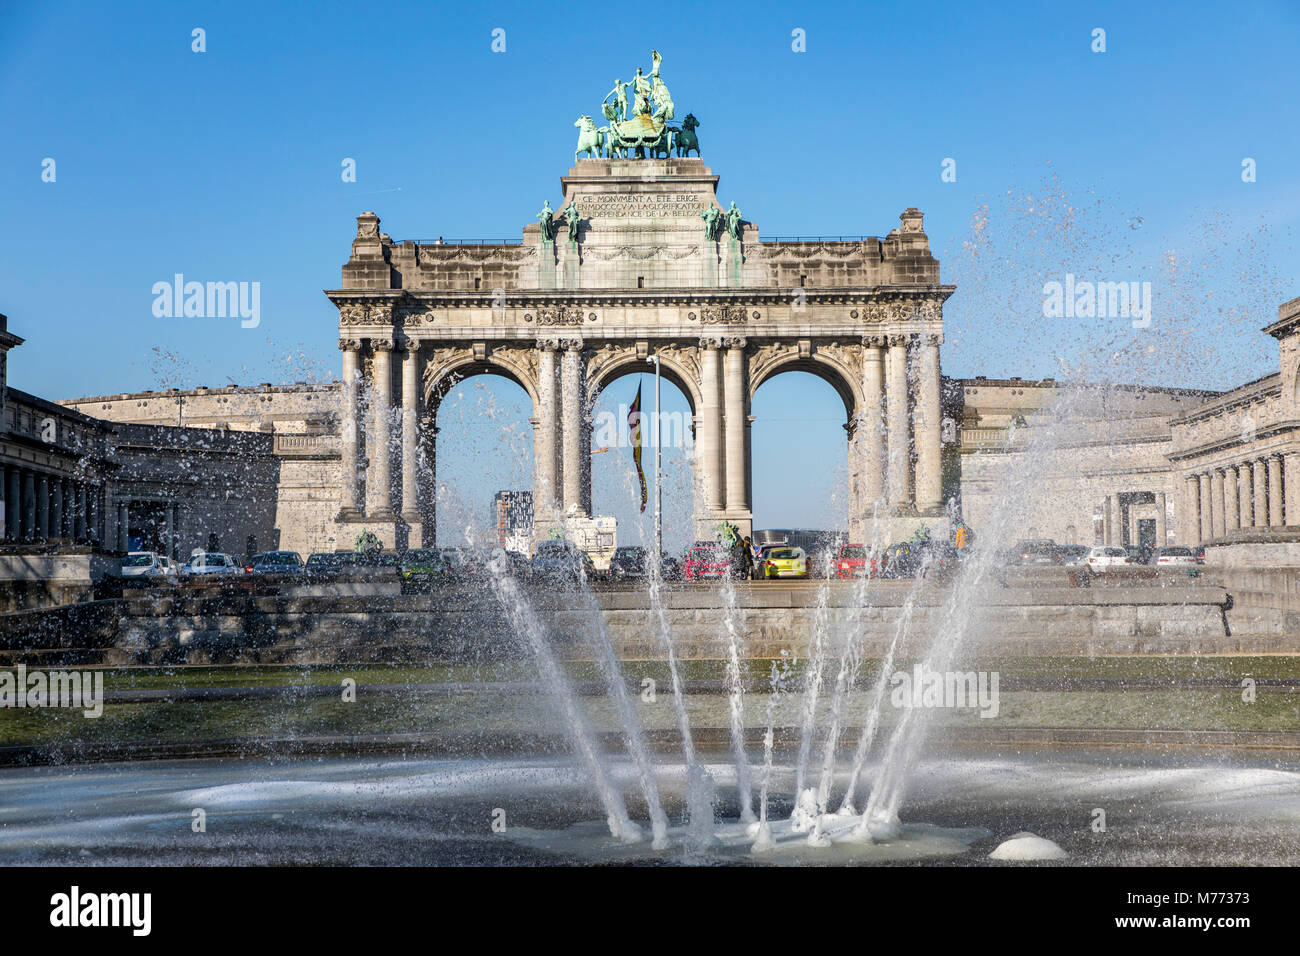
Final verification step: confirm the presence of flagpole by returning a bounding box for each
[651,357,662,570]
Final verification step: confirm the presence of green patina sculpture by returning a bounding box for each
[576,49,696,161]
[700,203,722,241]
[537,201,556,241]
[725,201,743,240]
[563,200,581,242]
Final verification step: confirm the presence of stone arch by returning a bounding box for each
[747,346,863,423]
[421,350,541,415]
[587,348,703,416]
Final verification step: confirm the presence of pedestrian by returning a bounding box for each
[741,535,755,579]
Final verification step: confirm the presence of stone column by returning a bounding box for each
[860,338,887,511]
[699,338,724,514]
[36,475,49,540]
[400,341,422,527]
[1223,468,1239,534]
[71,485,84,540]
[535,342,560,519]
[1252,459,1267,529]
[368,340,395,517]
[1103,495,1115,545]
[5,469,18,542]
[561,341,585,515]
[88,486,100,545]
[1267,456,1283,527]
[1285,452,1300,526]
[913,334,943,512]
[885,335,912,508]
[339,339,363,515]
[1197,473,1212,543]
[1210,470,1225,539]
[1155,491,1167,547]
[21,471,35,541]
[51,481,63,540]
[117,502,129,552]
[723,338,748,515]
[1236,464,1252,529]
[1183,475,1199,544]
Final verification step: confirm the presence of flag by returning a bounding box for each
[629,383,648,513]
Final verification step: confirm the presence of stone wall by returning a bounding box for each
[0,579,1241,667]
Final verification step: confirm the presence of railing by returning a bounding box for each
[407,239,524,246]
[765,236,882,243]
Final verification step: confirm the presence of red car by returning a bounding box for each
[683,543,732,580]
[835,544,879,579]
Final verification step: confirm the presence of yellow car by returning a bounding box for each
[762,546,808,579]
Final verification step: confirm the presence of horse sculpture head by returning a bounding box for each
[574,115,594,130]
[683,113,699,130]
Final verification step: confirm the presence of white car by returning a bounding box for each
[119,552,168,578]
[179,552,244,578]
[1155,546,1201,568]
[1086,546,1132,571]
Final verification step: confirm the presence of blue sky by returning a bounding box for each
[3,0,1298,539]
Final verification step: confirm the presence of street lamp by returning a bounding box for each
[650,353,662,569]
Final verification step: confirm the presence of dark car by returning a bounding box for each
[1014,540,1061,566]
[883,540,958,578]
[531,541,593,582]
[399,548,447,586]
[660,555,682,581]
[609,546,648,581]
[247,551,305,575]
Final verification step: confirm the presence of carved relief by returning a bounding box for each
[690,305,751,325]
[339,301,394,327]
[655,342,701,385]
[490,346,540,390]
[525,306,596,326]
[749,341,795,381]
[585,342,627,392]
[817,340,864,379]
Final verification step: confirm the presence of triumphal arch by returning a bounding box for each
[327,51,953,548]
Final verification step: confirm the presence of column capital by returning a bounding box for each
[401,338,422,355]
[699,335,724,350]
[371,338,394,352]
[887,333,910,347]
[339,338,363,351]
[722,335,747,349]
[560,338,584,352]
[862,334,888,349]
[536,337,562,352]
[925,332,944,347]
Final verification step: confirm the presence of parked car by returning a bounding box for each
[762,546,808,579]
[247,551,305,575]
[1155,545,1201,568]
[304,552,350,579]
[397,548,445,585]
[882,540,958,578]
[1054,544,1092,567]
[179,551,243,578]
[1086,546,1132,571]
[119,551,169,578]
[503,550,532,580]
[660,555,683,581]
[834,544,879,579]
[608,545,649,581]
[1015,540,1061,565]
[682,542,732,580]
[530,540,593,582]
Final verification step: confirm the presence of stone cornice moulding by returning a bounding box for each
[325,285,956,312]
